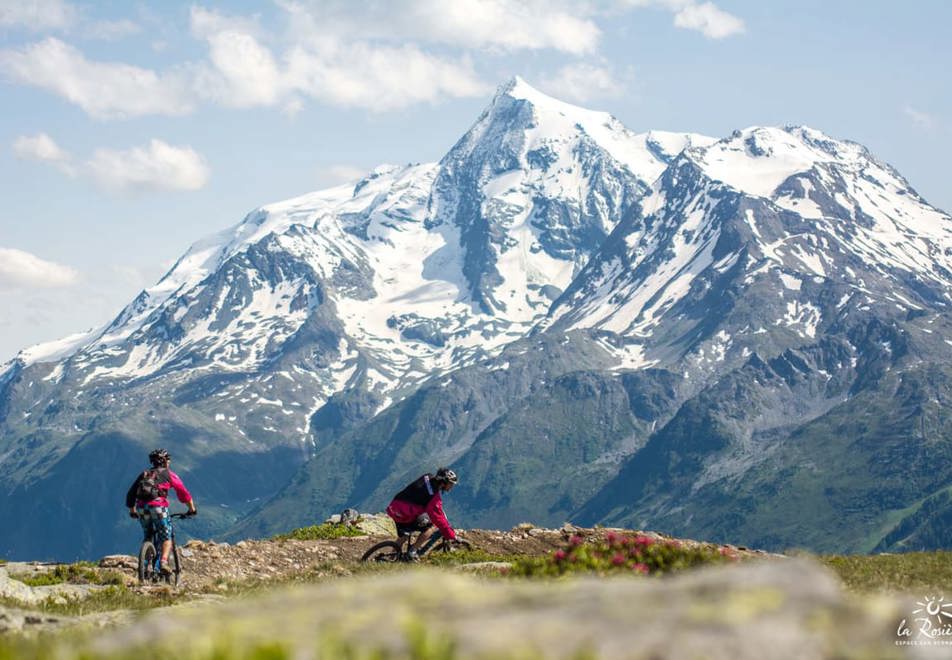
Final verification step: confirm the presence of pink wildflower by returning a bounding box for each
[553,550,567,562]
[612,553,626,566]
[570,535,584,547]
[605,532,619,545]
[632,563,649,575]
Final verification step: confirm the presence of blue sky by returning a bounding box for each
[1,0,949,360]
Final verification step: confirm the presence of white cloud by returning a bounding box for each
[903,105,938,130]
[86,140,210,192]
[0,38,193,119]
[0,247,79,289]
[189,6,263,40]
[12,133,210,193]
[671,2,745,39]
[539,64,624,103]
[0,0,76,31]
[317,164,367,186]
[193,30,285,108]
[2,2,744,120]
[85,18,141,40]
[615,0,744,39]
[189,5,489,111]
[12,132,74,175]
[286,40,488,111]
[279,0,601,55]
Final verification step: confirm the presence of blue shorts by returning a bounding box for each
[137,505,172,543]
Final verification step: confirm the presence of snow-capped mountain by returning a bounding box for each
[3,77,952,560]
[547,125,952,375]
[3,77,706,417]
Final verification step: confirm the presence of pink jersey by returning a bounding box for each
[139,469,192,508]
[386,474,456,540]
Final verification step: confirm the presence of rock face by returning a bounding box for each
[21,559,925,659]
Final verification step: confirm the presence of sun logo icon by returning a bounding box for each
[913,596,952,625]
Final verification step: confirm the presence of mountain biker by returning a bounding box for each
[385,467,458,560]
[125,449,197,575]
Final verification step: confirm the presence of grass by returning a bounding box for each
[271,522,366,541]
[0,584,188,617]
[423,548,528,567]
[819,550,952,595]
[9,563,125,588]
[0,615,564,660]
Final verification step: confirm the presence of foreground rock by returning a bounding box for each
[0,563,104,606]
[22,559,930,659]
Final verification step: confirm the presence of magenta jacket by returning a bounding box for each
[386,473,456,540]
[125,468,192,508]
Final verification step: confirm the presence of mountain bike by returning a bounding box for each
[361,529,473,562]
[136,511,194,586]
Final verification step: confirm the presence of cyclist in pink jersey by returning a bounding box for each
[386,467,458,560]
[125,449,197,574]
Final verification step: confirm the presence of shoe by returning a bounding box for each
[406,549,420,562]
[159,559,172,575]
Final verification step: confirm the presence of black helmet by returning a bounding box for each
[434,467,458,485]
[149,448,171,466]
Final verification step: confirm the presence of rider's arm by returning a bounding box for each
[125,475,141,510]
[167,470,194,508]
[424,495,456,541]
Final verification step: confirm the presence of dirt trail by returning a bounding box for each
[99,522,774,593]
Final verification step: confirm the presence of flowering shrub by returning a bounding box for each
[508,532,740,577]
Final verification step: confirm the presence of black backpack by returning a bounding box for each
[135,467,170,501]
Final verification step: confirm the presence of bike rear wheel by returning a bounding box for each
[360,540,404,562]
[138,541,157,583]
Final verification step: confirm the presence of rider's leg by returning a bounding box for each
[410,526,439,551]
[160,539,172,562]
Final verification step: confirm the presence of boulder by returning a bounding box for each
[99,555,137,570]
[354,513,396,537]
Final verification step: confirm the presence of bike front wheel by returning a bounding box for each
[360,540,404,563]
[138,541,157,583]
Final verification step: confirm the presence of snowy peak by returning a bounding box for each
[688,125,861,198]
[432,77,715,315]
[548,121,952,377]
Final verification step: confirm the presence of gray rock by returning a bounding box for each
[99,555,137,570]
[0,565,107,606]
[355,513,396,537]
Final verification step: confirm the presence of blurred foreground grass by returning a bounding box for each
[819,550,952,594]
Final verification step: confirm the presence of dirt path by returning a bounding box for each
[99,522,774,593]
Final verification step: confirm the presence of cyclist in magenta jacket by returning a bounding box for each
[125,449,197,574]
[386,468,458,559]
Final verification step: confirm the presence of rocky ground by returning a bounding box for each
[4,520,934,658]
[109,519,776,592]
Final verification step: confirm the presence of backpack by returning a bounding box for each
[135,467,170,501]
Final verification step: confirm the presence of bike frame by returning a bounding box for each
[140,511,190,582]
